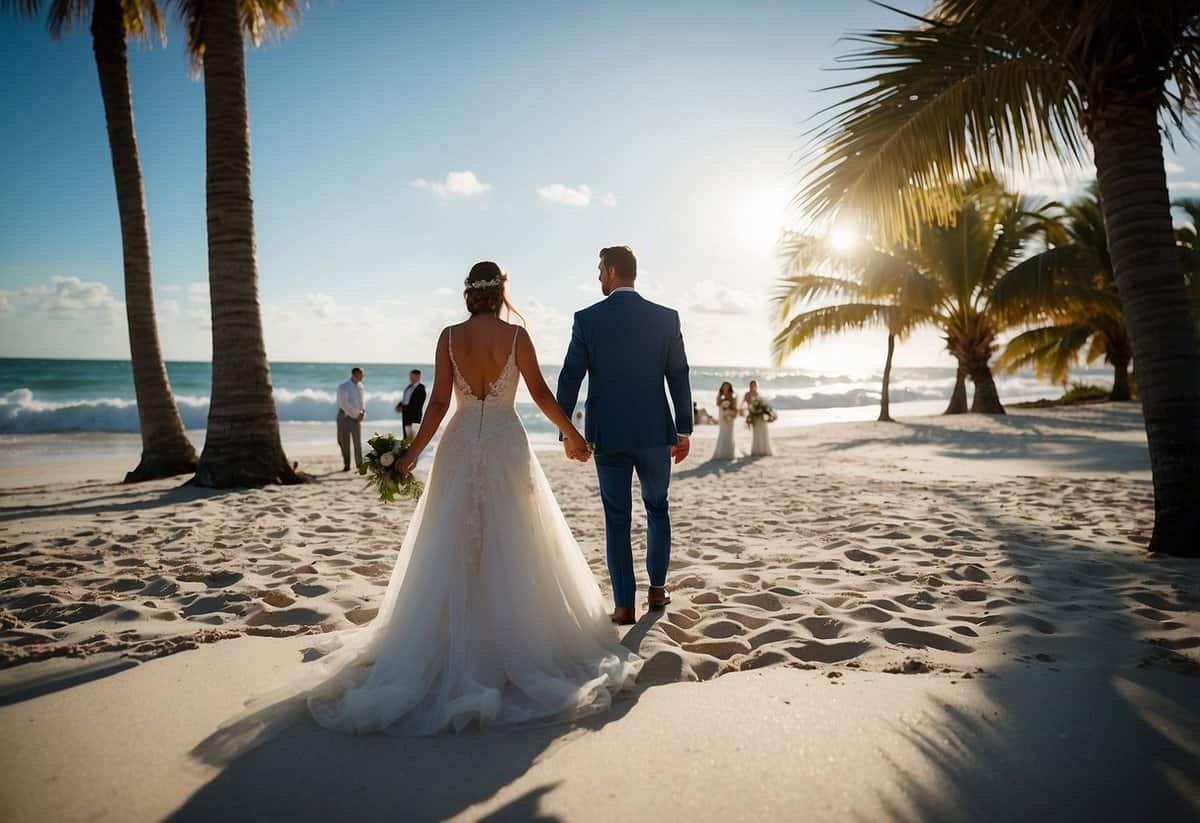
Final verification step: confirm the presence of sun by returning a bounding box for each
[829,224,857,253]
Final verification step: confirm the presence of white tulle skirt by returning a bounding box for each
[296,409,641,736]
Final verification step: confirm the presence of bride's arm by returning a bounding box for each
[514,327,590,457]
[397,328,453,474]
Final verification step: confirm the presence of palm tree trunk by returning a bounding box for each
[1110,356,1132,402]
[192,0,299,488]
[878,333,895,422]
[945,365,968,414]
[91,0,197,482]
[1091,99,1200,556]
[969,363,1005,414]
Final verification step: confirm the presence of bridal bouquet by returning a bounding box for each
[745,396,778,426]
[719,398,738,421]
[359,433,424,503]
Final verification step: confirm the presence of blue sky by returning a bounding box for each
[3,0,1199,369]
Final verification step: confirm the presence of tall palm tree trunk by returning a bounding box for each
[1091,99,1200,556]
[969,364,1005,414]
[1110,356,1132,402]
[878,333,895,422]
[193,0,298,488]
[91,0,197,482]
[945,365,968,414]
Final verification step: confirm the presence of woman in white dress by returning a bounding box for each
[744,380,775,457]
[258,263,641,737]
[710,381,738,460]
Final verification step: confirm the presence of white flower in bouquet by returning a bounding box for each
[380,452,395,467]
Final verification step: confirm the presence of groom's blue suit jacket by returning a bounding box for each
[556,290,693,452]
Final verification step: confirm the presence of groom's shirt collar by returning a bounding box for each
[608,286,638,297]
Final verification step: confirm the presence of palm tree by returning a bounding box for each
[993,186,1133,400]
[776,181,1052,417]
[175,0,304,487]
[5,0,198,481]
[772,237,923,423]
[795,2,1200,556]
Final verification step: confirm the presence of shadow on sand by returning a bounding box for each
[167,612,665,822]
[871,489,1199,822]
[826,411,1151,475]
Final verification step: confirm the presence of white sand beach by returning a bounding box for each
[2,403,1198,821]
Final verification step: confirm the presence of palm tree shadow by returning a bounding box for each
[869,489,1200,821]
[0,481,239,523]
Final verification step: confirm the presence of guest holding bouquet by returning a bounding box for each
[743,380,777,457]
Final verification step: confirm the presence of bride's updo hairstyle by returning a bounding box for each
[464,261,525,322]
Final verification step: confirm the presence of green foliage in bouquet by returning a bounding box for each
[359,433,424,503]
[745,396,778,427]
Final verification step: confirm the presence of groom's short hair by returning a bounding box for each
[410,369,421,377]
[600,246,637,282]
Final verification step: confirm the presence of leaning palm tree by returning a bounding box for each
[772,237,924,422]
[777,181,1052,416]
[993,186,1133,400]
[176,0,304,487]
[796,2,1200,555]
[4,0,198,481]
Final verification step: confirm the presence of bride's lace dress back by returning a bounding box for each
[297,322,641,736]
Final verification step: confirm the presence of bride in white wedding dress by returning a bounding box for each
[281,263,642,737]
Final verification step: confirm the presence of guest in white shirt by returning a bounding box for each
[336,367,365,471]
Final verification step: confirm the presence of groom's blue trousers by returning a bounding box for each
[593,446,673,609]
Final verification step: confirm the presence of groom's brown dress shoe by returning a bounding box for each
[648,585,671,610]
[611,606,636,625]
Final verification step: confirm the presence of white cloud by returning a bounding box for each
[1166,161,1186,174]
[434,286,455,297]
[0,292,11,314]
[537,183,591,206]
[685,280,756,316]
[181,281,211,329]
[601,192,617,208]
[21,276,122,316]
[158,298,180,319]
[306,293,338,319]
[412,171,491,197]
[1169,180,1200,191]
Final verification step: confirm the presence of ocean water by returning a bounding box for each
[0,357,1110,444]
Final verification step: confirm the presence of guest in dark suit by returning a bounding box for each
[395,369,427,440]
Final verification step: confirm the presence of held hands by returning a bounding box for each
[670,434,691,464]
[563,431,592,463]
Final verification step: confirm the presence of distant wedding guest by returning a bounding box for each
[744,379,775,457]
[395,369,427,440]
[711,381,738,460]
[337,367,366,471]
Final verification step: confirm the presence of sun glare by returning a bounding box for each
[829,225,857,253]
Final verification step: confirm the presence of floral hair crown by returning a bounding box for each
[465,276,505,290]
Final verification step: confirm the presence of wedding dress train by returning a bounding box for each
[296,329,641,735]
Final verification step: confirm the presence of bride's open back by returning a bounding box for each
[294,262,641,735]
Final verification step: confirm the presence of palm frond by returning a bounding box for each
[0,0,42,17]
[175,0,304,64]
[771,303,901,366]
[796,13,1085,243]
[996,323,1096,382]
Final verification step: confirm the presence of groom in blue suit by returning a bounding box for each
[557,246,693,625]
